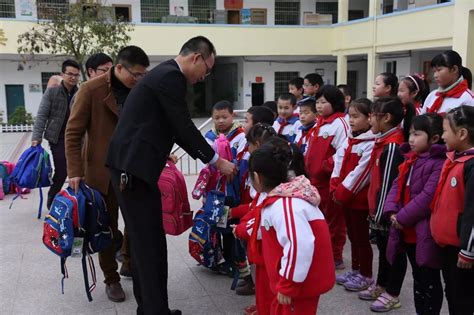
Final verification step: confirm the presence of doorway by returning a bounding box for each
[227,10,241,24]
[5,85,25,121]
[251,83,264,107]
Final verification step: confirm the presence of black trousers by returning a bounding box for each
[48,137,68,208]
[405,244,443,315]
[110,168,170,315]
[374,230,406,296]
[441,246,474,315]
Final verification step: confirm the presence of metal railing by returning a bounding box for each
[171,109,246,175]
[1,124,34,133]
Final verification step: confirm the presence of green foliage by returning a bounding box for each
[8,107,34,125]
[17,2,134,78]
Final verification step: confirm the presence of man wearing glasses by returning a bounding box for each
[32,59,81,209]
[85,52,113,79]
[106,36,236,315]
[65,46,149,303]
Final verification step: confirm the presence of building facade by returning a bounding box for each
[0,0,473,121]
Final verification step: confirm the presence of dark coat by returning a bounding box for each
[106,59,215,184]
[384,143,446,269]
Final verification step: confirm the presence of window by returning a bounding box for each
[37,0,69,20]
[275,71,299,100]
[114,5,131,22]
[189,0,216,23]
[275,0,300,25]
[0,0,15,18]
[141,0,169,23]
[250,9,267,25]
[315,1,338,24]
[41,72,60,93]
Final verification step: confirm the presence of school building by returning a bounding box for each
[0,0,473,121]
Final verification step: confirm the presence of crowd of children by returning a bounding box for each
[191,49,474,314]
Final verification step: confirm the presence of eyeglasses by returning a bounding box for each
[64,72,80,78]
[95,67,109,73]
[199,54,212,78]
[123,66,147,80]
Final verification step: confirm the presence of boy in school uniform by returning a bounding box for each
[294,98,318,155]
[289,77,305,108]
[272,93,302,143]
[205,100,246,159]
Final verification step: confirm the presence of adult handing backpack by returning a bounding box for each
[9,145,52,218]
[158,160,193,235]
[42,182,112,302]
[188,190,226,268]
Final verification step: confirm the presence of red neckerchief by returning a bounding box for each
[367,128,404,171]
[277,114,299,135]
[297,121,316,147]
[428,79,468,113]
[396,151,418,204]
[311,112,345,140]
[236,144,248,161]
[248,195,280,263]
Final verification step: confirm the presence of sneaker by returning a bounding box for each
[119,263,132,278]
[336,270,359,285]
[358,284,385,301]
[370,293,401,312]
[344,274,373,291]
[236,275,255,296]
[335,260,346,270]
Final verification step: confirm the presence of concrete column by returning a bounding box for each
[338,0,348,23]
[452,1,474,70]
[367,50,379,100]
[336,54,348,85]
[369,0,382,17]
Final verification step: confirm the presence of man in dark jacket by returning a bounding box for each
[106,36,236,315]
[31,59,80,208]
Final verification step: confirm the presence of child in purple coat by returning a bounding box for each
[382,113,446,314]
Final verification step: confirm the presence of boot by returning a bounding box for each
[236,275,255,296]
[105,282,125,302]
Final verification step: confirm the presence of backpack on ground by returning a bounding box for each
[188,190,226,268]
[0,162,11,195]
[158,160,193,235]
[9,145,52,218]
[42,182,112,302]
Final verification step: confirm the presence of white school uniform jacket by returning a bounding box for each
[422,89,474,115]
[272,115,302,143]
[331,129,375,208]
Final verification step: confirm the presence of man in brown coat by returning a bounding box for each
[65,46,149,302]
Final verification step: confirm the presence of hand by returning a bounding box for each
[277,292,292,305]
[228,208,233,219]
[390,214,403,230]
[169,154,178,164]
[31,140,41,147]
[457,257,473,269]
[215,158,237,179]
[69,177,82,194]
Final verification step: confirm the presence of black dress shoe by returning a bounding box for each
[170,310,182,315]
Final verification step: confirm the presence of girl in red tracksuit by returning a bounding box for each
[431,105,474,314]
[233,134,307,315]
[305,85,349,269]
[331,98,375,291]
[247,136,335,315]
[359,97,416,312]
[397,74,430,115]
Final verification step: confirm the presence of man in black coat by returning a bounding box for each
[106,36,236,315]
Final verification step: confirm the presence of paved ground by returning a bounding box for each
[0,132,448,314]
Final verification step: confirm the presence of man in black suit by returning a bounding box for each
[106,36,236,315]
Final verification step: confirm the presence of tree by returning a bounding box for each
[8,107,34,125]
[17,2,134,79]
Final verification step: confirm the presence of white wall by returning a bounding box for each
[0,60,62,121]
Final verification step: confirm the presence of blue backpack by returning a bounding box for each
[188,190,226,268]
[43,183,112,302]
[9,145,52,218]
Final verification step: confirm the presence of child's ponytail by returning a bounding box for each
[461,66,472,89]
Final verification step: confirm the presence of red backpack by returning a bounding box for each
[158,161,193,235]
